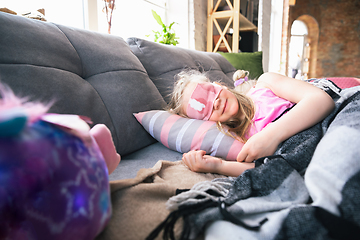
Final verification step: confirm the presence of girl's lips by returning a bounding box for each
[222,99,227,115]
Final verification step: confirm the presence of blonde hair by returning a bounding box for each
[167,69,255,142]
[167,70,210,117]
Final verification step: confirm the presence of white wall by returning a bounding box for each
[258,0,285,73]
[193,0,208,51]
[268,0,284,73]
[85,0,98,31]
[259,0,270,72]
[166,0,191,49]
[166,0,207,51]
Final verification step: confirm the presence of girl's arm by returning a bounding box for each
[183,150,254,177]
[237,72,335,163]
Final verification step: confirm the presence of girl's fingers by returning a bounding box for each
[182,150,207,171]
[236,150,247,162]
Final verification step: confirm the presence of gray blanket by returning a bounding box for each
[147,80,360,240]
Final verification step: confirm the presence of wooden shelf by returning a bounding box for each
[207,0,257,53]
[213,10,257,32]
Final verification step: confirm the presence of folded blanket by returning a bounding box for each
[148,82,360,240]
[95,160,224,240]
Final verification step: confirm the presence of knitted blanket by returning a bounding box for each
[148,81,360,240]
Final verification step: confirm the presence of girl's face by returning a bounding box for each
[182,82,240,122]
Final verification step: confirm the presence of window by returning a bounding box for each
[95,0,166,40]
[2,0,191,49]
[2,0,86,29]
[2,0,165,40]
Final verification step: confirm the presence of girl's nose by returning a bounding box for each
[213,98,220,110]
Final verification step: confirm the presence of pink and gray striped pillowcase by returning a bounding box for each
[134,110,244,161]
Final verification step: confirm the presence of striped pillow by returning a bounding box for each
[134,110,244,161]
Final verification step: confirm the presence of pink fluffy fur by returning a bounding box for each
[0,83,51,123]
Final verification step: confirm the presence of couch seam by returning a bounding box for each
[49,24,122,148]
[53,24,85,77]
[84,77,120,148]
[85,68,155,151]
[86,68,148,79]
[153,67,226,79]
[0,63,148,80]
[133,38,144,54]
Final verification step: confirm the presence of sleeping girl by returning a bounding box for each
[167,70,335,177]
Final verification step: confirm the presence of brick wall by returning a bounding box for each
[289,0,360,77]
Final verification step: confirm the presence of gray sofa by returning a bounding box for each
[0,12,238,181]
[4,12,360,240]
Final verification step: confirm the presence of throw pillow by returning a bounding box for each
[218,51,264,79]
[326,77,360,89]
[134,110,244,161]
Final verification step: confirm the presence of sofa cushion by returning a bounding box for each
[219,51,264,79]
[0,12,166,156]
[110,142,183,180]
[127,38,236,103]
[134,110,244,161]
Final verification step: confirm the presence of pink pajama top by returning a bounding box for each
[247,87,295,137]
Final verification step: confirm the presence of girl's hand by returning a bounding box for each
[236,128,280,163]
[182,150,223,173]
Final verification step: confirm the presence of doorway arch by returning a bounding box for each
[289,15,319,78]
[288,20,308,79]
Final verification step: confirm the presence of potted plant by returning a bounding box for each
[149,10,179,46]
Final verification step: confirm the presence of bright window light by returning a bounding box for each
[1,0,166,40]
[96,0,166,40]
[1,0,85,29]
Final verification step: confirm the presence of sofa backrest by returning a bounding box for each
[0,12,165,156]
[127,37,236,103]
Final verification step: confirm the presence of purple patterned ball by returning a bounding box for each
[0,120,111,240]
